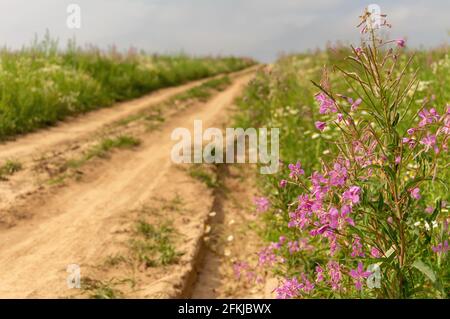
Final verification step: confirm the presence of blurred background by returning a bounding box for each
[1,0,449,62]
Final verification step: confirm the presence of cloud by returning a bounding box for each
[0,0,448,62]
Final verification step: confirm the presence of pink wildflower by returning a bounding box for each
[315,92,337,114]
[418,108,440,127]
[349,262,372,290]
[407,128,415,135]
[409,187,421,200]
[370,247,382,258]
[254,196,270,212]
[287,241,299,254]
[328,162,348,186]
[432,240,449,254]
[343,186,361,204]
[395,39,406,47]
[274,277,302,299]
[351,236,365,258]
[327,261,342,290]
[420,134,439,153]
[348,97,362,111]
[315,121,326,131]
[315,265,324,283]
[288,162,305,179]
[402,137,417,149]
[279,179,287,188]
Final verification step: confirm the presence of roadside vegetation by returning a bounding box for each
[235,11,449,298]
[0,35,254,139]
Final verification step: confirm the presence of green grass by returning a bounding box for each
[66,135,140,169]
[175,75,232,102]
[130,220,182,267]
[81,277,135,299]
[0,35,255,140]
[0,159,23,180]
[188,165,219,188]
[113,76,233,128]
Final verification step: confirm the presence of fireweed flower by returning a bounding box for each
[349,262,372,290]
[327,261,342,290]
[328,162,348,187]
[301,274,315,293]
[315,92,337,114]
[342,186,361,204]
[254,197,270,213]
[395,39,406,47]
[279,179,287,188]
[258,244,279,266]
[402,137,417,149]
[288,162,305,179]
[315,121,326,131]
[409,187,421,200]
[351,236,365,258]
[432,240,449,254]
[287,241,300,254]
[418,108,440,127]
[420,134,439,153]
[315,265,324,282]
[274,277,302,299]
[371,247,382,258]
[348,97,362,111]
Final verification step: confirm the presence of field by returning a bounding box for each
[0,36,254,139]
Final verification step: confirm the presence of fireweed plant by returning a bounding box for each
[240,11,449,298]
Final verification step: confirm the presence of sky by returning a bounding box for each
[0,0,448,62]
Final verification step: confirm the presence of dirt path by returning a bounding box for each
[190,164,268,298]
[0,70,256,298]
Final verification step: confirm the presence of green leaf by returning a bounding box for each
[412,259,436,283]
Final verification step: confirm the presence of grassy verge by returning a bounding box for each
[0,36,255,139]
[234,47,449,297]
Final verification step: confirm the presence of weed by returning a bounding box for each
[0,159,22,180]
[130,220,182,267]
[188,165,219,188]
[66,135,140,169]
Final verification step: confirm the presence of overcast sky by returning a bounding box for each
[0,0,448,62]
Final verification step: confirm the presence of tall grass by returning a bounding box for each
[0,36,255,139]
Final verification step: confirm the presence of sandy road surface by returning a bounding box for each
[0,70,256,298]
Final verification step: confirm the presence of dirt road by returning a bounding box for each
[0,69,256,298]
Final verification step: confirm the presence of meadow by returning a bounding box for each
[235,14,449,298]
[0,36,254,139]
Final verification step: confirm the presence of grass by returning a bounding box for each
[113,75,232,129]
[0,35,255,140]
[130,220,182,267]
[0,159,22,180]
[175,75,231,102]
[81,277,136,299]
[188,165,219,188]
[66,135,140,169]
